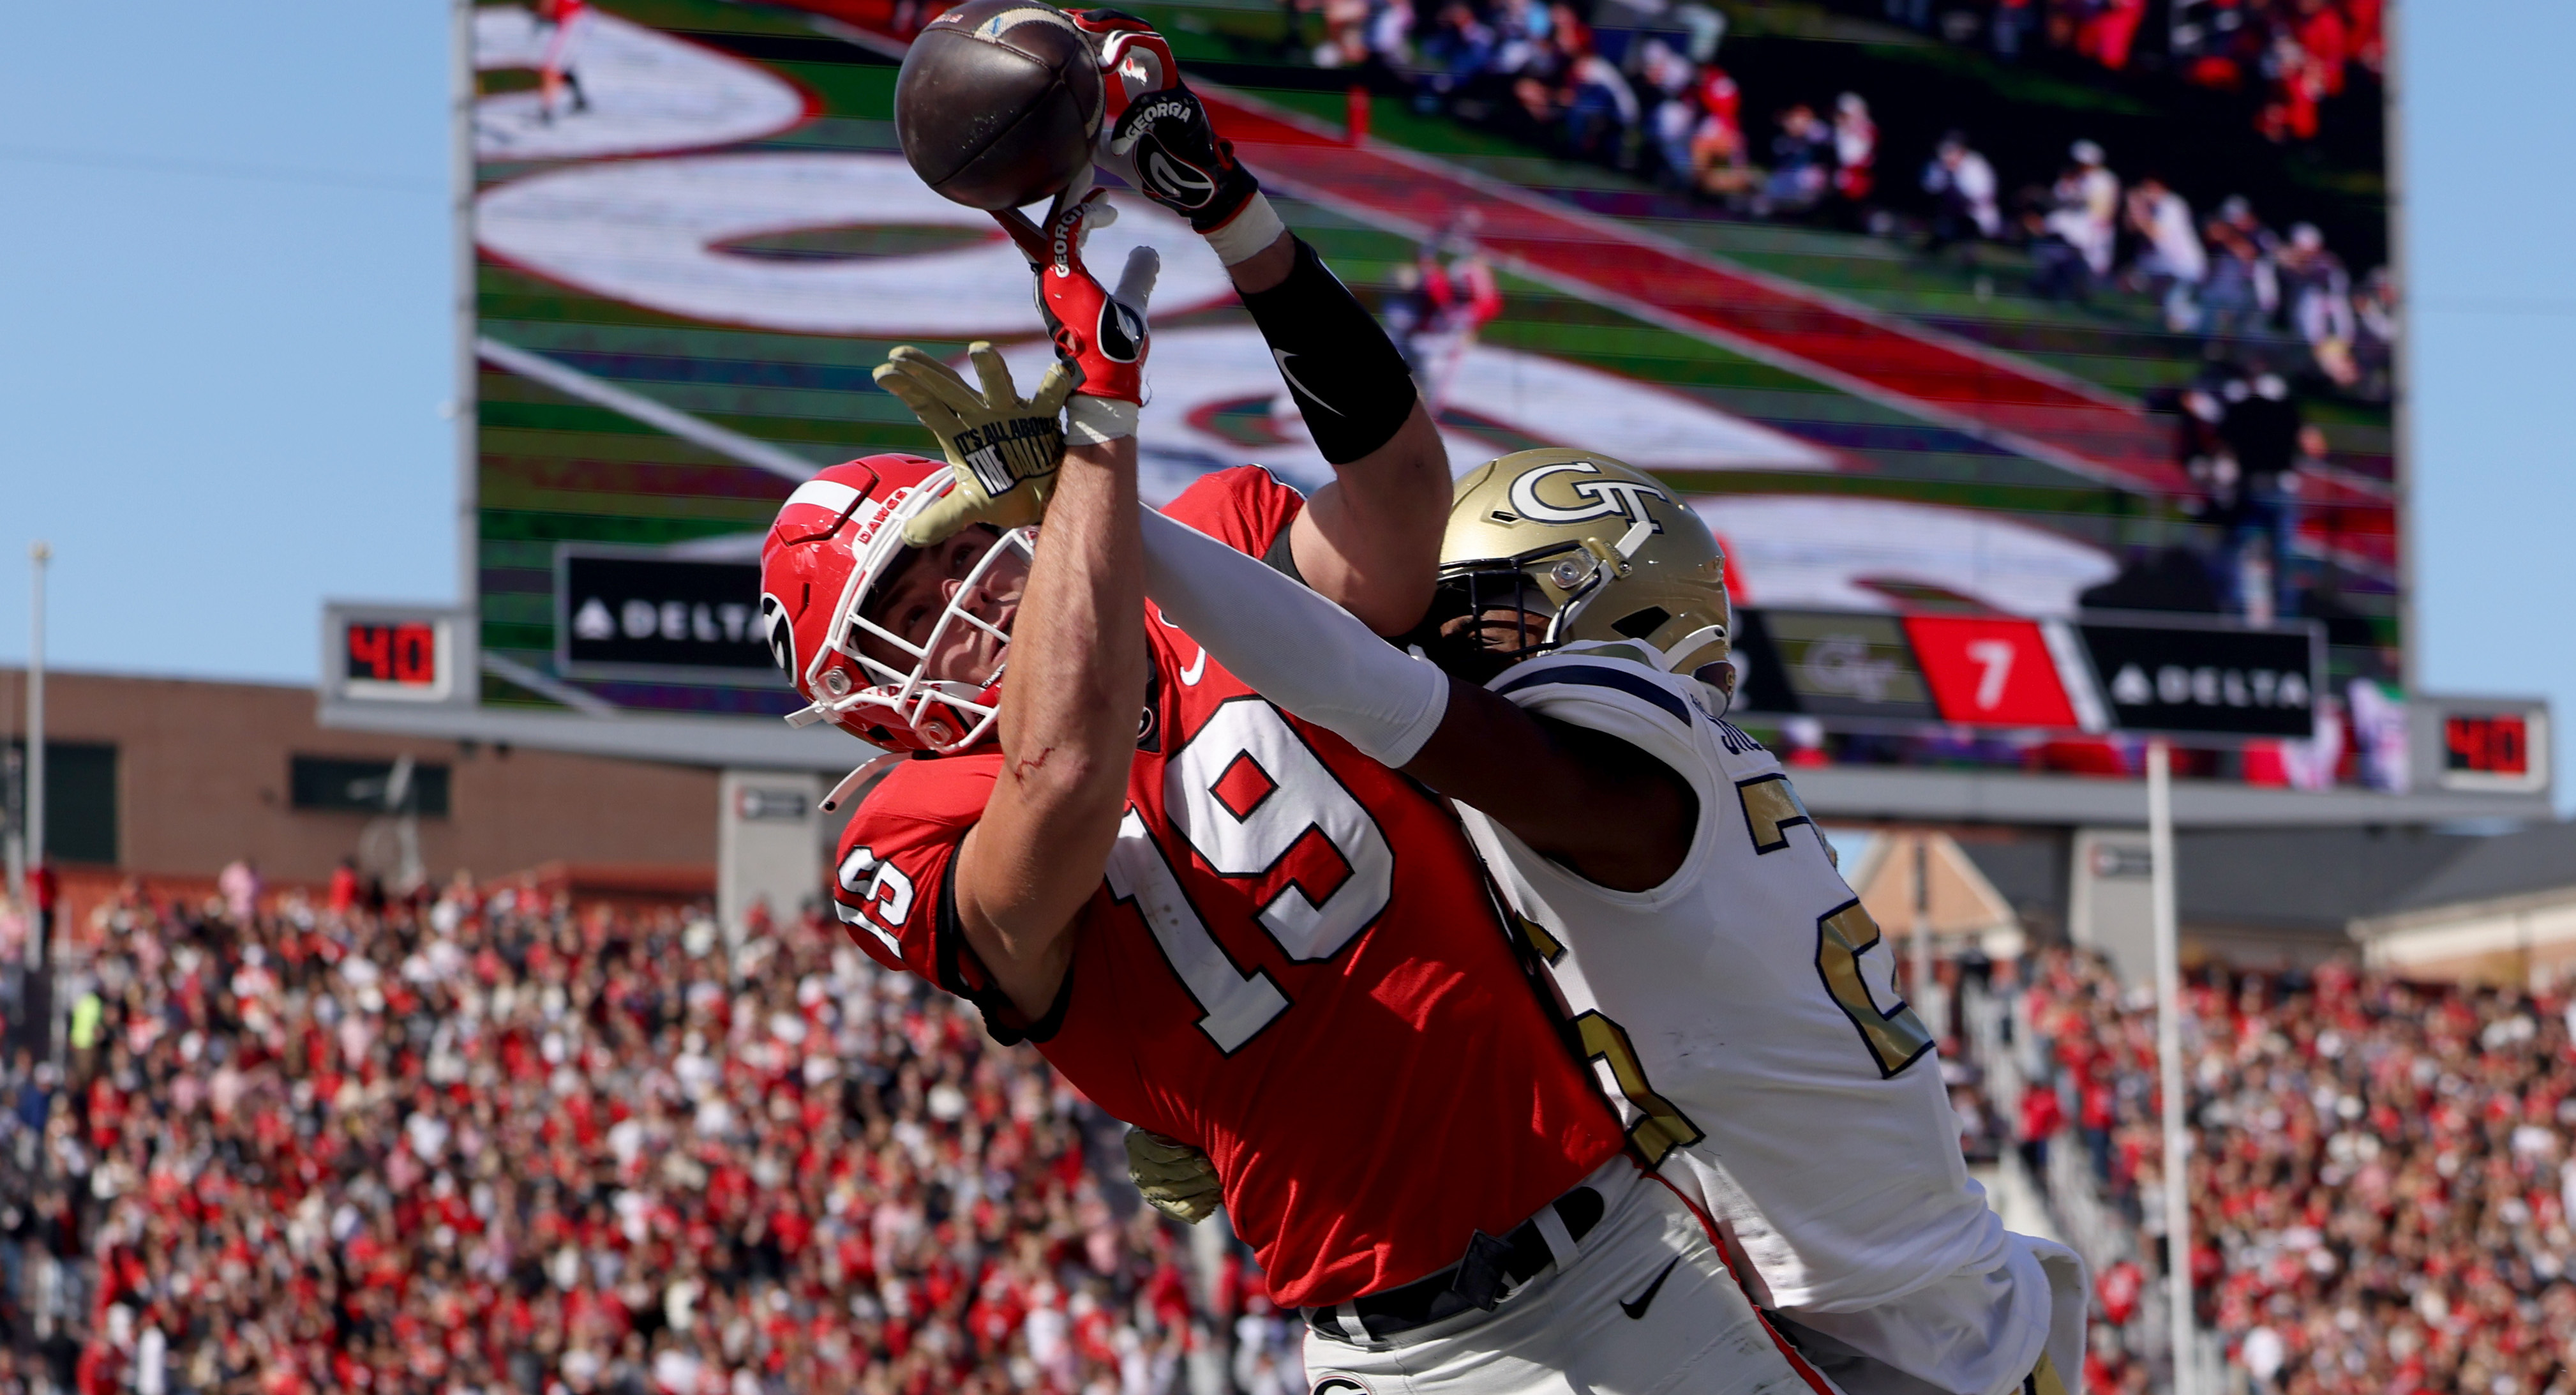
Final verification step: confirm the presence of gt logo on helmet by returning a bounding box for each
[1508,459,1670,529]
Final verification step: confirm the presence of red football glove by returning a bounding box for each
[1072,9,1262,236]
[992,191,1157,438]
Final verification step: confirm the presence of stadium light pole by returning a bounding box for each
[2148,737,2191,1395]
[26,541,47,972]
[451,0,480,612]
[1911,833,1933,1019]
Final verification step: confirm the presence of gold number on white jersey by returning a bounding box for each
[1735,773,1814,854]
[1571,1011,1705,1165]
[1815,900,1933,1078]
[1508,913,1703,1164]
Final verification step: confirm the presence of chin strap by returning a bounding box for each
[820,751,910,814]
[1658,624,1731,673]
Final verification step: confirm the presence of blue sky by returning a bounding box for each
[1,1,2570,809]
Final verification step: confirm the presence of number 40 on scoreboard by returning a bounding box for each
[2431,704,2551,794]
[347,621,439,688]
[324,604,463,705]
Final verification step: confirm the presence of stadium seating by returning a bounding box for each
[0,880,1282,1395]
[2012,950,2576,1395]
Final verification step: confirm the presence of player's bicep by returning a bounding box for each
[1284,402,1449,635]
[947,808,1093,1021]
[838,816,1073,1043]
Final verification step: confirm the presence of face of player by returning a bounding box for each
[1425,601,1552,686]
[1442,607,1548,657]
[859,526,1029,686]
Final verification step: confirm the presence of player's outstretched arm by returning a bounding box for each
[947,195,1156,1020]
[1231,236,1449,638]
[1082,10,1446,633]
[1139,508,1693,890]
[1402,684,1695,891]
[953,434,1146,1016]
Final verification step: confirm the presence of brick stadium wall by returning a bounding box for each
[0,667,717,888]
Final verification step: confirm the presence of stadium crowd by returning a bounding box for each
[0,876,1282,1395]
[1998,140,2394,398]
[2013,949,2576,1395]
[24,879,2565,1395]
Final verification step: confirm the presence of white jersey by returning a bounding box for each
[1454,644,2064,1395]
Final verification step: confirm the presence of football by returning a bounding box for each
[894,0,1105,211]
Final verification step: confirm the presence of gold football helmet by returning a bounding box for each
[1428,449,1731,686]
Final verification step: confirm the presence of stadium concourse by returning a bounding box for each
[0,879,1309,1395]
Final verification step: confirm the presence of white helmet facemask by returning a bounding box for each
[783,474,1037,753]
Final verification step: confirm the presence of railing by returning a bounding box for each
[1959,977,2237,1395]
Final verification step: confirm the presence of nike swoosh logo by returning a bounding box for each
[1620,1258,1681,1320]
[1144,149,1217,206]
[1272,349,1344,416]
[1179,646,1208,686]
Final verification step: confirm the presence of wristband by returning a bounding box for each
[1238,239,1419,465]
[1204,192,1287,268]
[1067,396,1140,443]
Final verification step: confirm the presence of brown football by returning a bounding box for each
[894,0,1105,211]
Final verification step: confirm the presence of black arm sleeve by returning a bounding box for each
[1238,239,1419,465]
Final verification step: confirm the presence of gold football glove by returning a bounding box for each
[874,342,1076,546]
[1125,1126,1222,1225]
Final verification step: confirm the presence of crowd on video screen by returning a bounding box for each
[1303,0,2390,381]
[1308,0,2382,160]
[1285,0,2397,654]
[0,873,1300,1395]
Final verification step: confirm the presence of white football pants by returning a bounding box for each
[1767,1233,2088,1395]
[1301,1157,1843,1395]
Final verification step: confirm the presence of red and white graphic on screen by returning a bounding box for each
[1901,615,2079,728]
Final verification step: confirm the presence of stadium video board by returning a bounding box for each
[467,0,2401,790]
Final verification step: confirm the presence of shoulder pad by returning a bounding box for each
[1491,649,1697,729]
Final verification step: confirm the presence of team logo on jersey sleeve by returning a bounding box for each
[1135,663,1164,752]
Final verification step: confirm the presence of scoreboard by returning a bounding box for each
[2419,701,2551,796]
[311,0,2557,824]
[1733,608,2321,741]
[329,609,460,705]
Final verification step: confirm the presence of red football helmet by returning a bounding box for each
[758,455,1035,753]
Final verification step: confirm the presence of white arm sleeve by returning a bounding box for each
[1137,506,1451,767]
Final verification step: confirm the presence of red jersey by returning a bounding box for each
[834,467,1622,1307]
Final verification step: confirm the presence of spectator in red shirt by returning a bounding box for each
[2019,1076,2067,1176]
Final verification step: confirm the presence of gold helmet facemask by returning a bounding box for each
[1424,449,1732,691]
